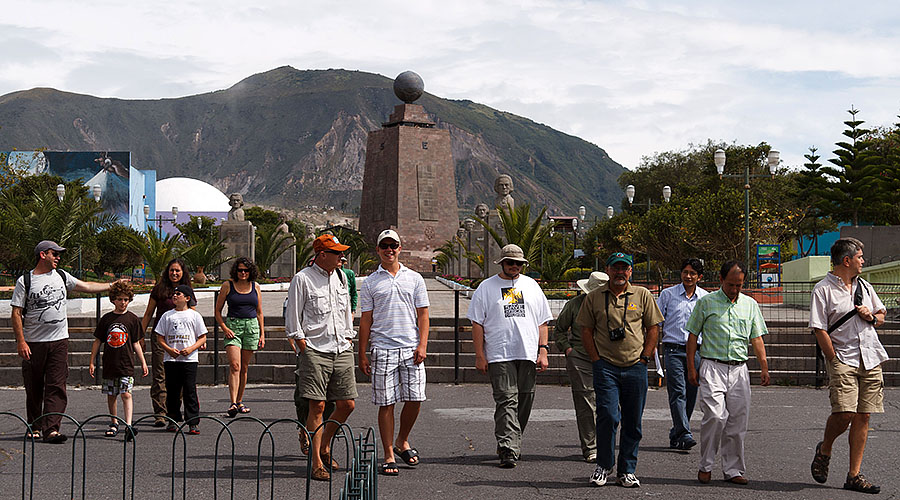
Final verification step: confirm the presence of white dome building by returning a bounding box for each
[151,177,232,235]
[155,177,231,212]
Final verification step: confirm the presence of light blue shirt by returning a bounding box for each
[657,283,708,345]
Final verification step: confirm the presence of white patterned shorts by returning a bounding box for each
[370,347,426,406]
[101,376,134,396]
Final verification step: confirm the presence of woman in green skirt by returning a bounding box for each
[215,257,265,416]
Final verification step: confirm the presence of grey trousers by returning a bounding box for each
[565,349,597,458]
[489,360,536,457]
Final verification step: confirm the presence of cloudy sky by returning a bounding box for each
[3,0,900,171]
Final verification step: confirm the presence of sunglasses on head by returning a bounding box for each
[378,242,400,250]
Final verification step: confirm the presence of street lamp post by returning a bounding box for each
[143,204,179,235]
[463,218,475,278]
[56,184,102,278]
[623,185,673,280]
[715,148,779,270]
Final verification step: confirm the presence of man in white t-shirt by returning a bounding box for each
[358,230,430,476]
[10,240,122,443]
[467,244,552,468]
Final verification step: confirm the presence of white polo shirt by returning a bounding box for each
[809,272,887,370]
[359,263,429,349]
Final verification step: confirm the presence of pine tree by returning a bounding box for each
[819,107,885,226]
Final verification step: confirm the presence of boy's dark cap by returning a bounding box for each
[174,285,195,300]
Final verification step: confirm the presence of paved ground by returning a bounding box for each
[0,383,897,499]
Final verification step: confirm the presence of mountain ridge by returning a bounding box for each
[0,66,625,217]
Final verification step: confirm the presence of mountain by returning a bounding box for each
[0,66,625,217]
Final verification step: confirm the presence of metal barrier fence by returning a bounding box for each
[0,411,377,500]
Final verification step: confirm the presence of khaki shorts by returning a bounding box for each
[224,317,261,351]
[826,357,884,414]
[295,348,358,402]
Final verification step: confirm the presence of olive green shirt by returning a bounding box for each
[553,294,588,356]
[576,282,663,367]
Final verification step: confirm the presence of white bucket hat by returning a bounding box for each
[576,271,609,294]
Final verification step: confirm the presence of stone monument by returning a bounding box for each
[484,174,516,276]
[359,71,459,272]
[220,192,254,277]
[269,214,297,278]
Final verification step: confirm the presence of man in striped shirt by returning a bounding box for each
[686,260,770,486]
[358,229,430,476]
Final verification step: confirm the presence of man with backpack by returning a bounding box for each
[10,240,122,443]
[809,237,887,494]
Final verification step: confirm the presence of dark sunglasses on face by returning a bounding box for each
[378,242,400,250]
[503,260,525,267]
[46,250,61,258]
[324,249,344,255]
[236,268,250,273]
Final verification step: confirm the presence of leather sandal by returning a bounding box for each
[311,466,330,481]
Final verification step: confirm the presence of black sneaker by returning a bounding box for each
[843,473,880,494]
[811,441,829,484]
[499,448,517,468]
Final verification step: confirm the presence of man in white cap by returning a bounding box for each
[358,229,430,477]
[11,240,123,443]
[554,271,608,463]
[467,243,552,468]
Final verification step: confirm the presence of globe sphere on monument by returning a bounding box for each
[393,71,424,103]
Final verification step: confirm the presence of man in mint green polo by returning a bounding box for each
[686,260,770,486]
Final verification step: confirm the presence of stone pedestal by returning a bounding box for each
[486,209,504,276]
[269,235,297,278]
[219,221,255,277]
[359,103,459,272]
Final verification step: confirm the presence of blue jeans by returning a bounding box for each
[593,358,648,474]
[663,344,700,445]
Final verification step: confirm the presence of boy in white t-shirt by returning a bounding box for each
[155,285,207,434]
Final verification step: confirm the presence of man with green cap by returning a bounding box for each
[577,252,663,488]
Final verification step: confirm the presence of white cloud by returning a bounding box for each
[1,0,900,170]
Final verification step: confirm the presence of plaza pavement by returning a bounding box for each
[0,382,896,499]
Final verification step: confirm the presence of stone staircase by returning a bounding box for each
[1,318,898,387]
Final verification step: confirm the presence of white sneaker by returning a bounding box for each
[589,466,612,486]
[616,472,641,488]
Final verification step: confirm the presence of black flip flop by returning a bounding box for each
[105,424,119,437]
[379,462,399,476]
[393,446,419,467]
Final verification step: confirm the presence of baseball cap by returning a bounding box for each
[35,240,66,257]
[493,244,528,264]
[313,234,350,253]
[577,271,609,294]
[376,229,401,246]
[606,252,633,267]
[174,285,195,300]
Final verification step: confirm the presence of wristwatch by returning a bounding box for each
[538,344,550,352]
[639,355,651,364]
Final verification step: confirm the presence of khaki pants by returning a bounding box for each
[150,334,167,417]
[698,360,750,479]
[564,349,596,458]
[488,360,536,457]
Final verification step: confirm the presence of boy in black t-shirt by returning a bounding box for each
[89,281,148,440]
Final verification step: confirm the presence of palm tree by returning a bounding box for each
[434,239,459,273]
[124,229,189,280]
[476,203,551,266]
[255,225,295,278]
[0,180,117,272]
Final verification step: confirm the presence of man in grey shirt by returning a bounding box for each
[11,240,121,443]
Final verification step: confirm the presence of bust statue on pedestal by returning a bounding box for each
[493,174,515,211]
[227,193,245,221]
